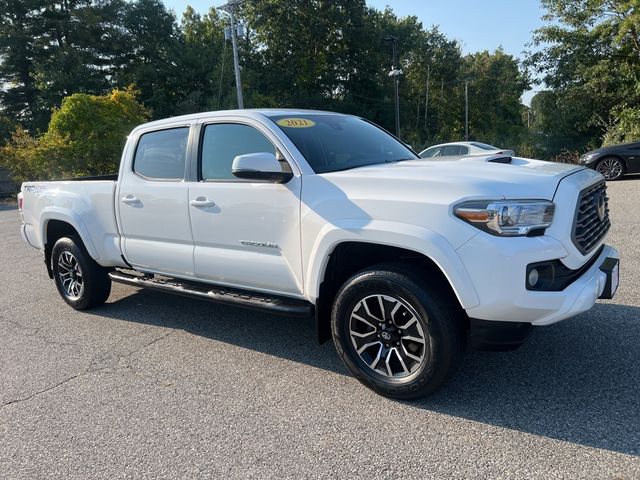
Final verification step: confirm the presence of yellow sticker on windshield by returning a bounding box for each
[276,118,316,128]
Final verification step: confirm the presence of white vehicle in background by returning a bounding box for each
[419,141,515,160]
[18,109,618,400]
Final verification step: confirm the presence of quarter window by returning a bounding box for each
[133,127,189,180]
[201,123,276,180]
[442,145,462,156]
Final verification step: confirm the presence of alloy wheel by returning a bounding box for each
[57,251,84,300]
[349,294,428,378]
[596,158,623,180]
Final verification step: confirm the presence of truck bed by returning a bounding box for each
[20,178,124,268]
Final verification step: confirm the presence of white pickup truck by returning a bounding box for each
[18,109,619,399]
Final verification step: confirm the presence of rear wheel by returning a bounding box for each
[331,264,464,399]
[51,236,111,310]
[596,156,625,180]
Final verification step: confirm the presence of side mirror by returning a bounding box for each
[231,152,293,183]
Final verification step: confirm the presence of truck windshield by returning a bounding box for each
[270,114,418,173]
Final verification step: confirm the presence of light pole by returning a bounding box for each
[384,35,402,137]
[464,79,469,141]
[221,0,244,109]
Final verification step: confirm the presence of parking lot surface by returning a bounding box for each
[1,179,639,479]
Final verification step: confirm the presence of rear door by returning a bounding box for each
[117,125,195,277]
[187,120,303,296]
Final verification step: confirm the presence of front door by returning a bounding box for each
[117,126,195,277]
[187,121,303,296]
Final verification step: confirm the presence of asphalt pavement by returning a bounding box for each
[1,179,639,479]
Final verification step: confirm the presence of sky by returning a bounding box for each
[161,0,547,105]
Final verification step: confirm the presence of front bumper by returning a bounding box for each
[457,233,619,326]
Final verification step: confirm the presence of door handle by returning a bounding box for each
[121,195,140,205]
[189,197,215,208]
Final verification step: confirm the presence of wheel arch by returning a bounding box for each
[310,224,480,344]
[41,211,98,278]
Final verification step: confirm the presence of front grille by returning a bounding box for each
[572,181,610,254]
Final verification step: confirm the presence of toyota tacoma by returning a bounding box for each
[18,109,619,399]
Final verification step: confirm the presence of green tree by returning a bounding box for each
[527,0,640,155]
[0,0,43,129]
[0,87,149,182]
[172,6,228,113]
[403,26,464,147]
[602,106,640,145]
[463,49,529,148]
[114,0,183,119]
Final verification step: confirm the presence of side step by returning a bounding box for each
[109,270,314,317]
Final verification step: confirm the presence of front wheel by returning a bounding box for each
[51,236,111,310]
[331,264,464,400]
[596,156,625,180]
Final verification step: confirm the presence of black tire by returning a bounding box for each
[331,263,464,400]
[51,235,111,310]
[596,156,625,181]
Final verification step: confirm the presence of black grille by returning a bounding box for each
[572,181,610,254]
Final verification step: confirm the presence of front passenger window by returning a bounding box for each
[201,124,277,180]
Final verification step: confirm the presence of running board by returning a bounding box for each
[109,270,313,317]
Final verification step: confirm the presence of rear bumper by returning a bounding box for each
[458,233,618,326]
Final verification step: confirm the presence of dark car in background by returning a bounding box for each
[580,141,640,180]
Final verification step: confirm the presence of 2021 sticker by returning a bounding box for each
[276,118,316,128]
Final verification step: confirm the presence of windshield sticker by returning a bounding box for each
[276,118,316,128]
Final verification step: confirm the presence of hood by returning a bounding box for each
[321,156,583,203]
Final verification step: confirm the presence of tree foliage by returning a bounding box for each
[527,0,640,156]
[0,87,149,182]
[11,0,627,180]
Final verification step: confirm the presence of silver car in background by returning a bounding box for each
[419,141,515,160]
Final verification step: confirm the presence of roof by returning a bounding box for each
[426,142,478,148]
[132,108,344,132]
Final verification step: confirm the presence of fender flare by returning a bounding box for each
[40,207,100,260]
[305,219,480,310]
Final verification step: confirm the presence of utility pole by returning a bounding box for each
[424,64,430,135]
[464,79,469,141]
[384,35,402,137]
[221,0,244,109]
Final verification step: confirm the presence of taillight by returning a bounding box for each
[18,194,23,211]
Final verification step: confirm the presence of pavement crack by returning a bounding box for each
[1,371,85,408]
[1,329,176,408]
[88,329,176,371]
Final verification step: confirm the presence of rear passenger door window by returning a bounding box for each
[200,123,276,180]
[133,127,189,180]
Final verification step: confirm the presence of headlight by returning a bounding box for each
[580,153,595,163]
[454,200,555,236]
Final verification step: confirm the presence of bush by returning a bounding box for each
[602,106,640,146]
[0,86,149,183]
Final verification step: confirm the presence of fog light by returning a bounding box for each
[527,268,539,287]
